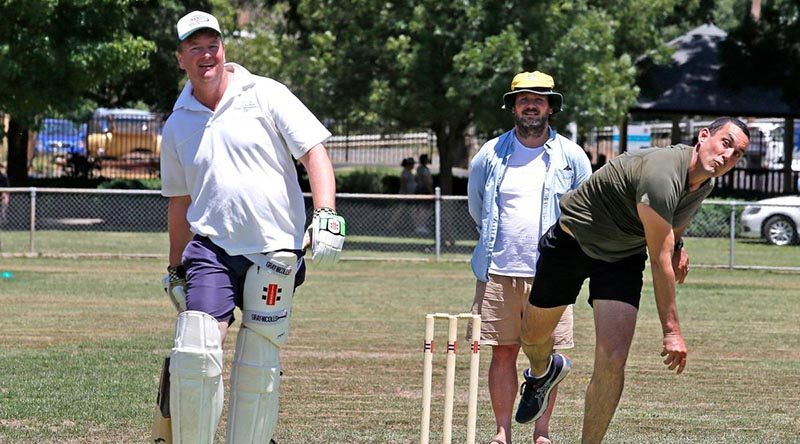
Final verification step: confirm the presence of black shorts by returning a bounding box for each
[529,223,647,309]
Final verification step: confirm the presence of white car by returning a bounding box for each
[740,195,800,246]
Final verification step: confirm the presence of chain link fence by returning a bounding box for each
[0,187,797,270]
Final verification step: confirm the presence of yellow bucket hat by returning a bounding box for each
[502,71,563,113]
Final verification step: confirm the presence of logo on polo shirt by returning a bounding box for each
[235,99,259,112]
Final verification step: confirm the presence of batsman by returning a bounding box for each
[154,10,345,444]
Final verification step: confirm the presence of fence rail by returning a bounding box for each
[0,187,798,271]
[716,168,800,194]
[325,131,438,167]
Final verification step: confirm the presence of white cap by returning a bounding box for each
[176,11,221,41]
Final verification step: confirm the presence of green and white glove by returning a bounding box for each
[303,207,346,264]
[163,265,187,312]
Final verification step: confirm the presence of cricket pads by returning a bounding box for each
[169,310,224,444]
[227,251,298,443]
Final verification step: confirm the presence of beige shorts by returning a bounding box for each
[469,274,574,349]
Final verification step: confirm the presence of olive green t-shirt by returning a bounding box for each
[559,145,713,262]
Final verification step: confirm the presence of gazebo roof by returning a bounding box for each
[632,23,800,118]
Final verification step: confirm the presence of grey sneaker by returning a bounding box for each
[515,353,571,424]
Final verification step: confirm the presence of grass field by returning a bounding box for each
[0,255,798,443]
[1,230,799,270]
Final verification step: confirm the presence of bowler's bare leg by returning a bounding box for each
[582,300,637,444]
[520,303,566,376]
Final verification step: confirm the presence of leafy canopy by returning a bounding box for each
[0,0,156,125]
[231,0,712,139]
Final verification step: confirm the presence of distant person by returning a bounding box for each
[415,153,434,194]
[158,10,345,444]
[468,71,591,444]
[515,117,750,443]
[400,157,416,194]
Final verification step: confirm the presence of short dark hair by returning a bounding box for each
[708,117,750,140]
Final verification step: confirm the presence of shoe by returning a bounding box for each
[515,353,571,424]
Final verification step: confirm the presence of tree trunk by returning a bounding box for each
[433,121,468,253]
[450,132,469,170]
[784,117,794,193]
[433,121,468,195]
[619,114,629,155]
[576,128,587,149]
[670,116,682,145]
[751,0,761,21]
[6,117,30,186]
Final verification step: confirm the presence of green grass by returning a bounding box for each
[1,230,798,270]
[682,237,800,268]
[334,165,398,177]
[0,230,169,256]
[0,257,798,443]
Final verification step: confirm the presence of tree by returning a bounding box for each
[0,0,156,185]
[89,0,218,113]
[230,0,710,193]
[223,1,302,91]
[720,0,800,109]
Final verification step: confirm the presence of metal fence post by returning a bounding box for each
[728,203,736,270]
[29,187,37,255]
[435,187,441,262]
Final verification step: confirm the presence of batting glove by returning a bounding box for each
[303,207,346,264]
[163,265,187,312]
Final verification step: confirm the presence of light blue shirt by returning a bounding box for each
[467,128,592,282]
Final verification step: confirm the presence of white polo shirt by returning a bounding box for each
[160,63,331,255]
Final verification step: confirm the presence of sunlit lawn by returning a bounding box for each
[0,257,798,443]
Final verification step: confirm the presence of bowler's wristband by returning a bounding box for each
[673,239,684,252]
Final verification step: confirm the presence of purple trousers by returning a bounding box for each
[182,235,305,324]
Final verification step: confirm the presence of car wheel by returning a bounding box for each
[762,215,797,246]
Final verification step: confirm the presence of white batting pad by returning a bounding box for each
[241,252,298,345]
[169,310,224,444]
[227,327,282,444]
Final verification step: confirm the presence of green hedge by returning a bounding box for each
[686,199,745,237]
[96,178,161,190]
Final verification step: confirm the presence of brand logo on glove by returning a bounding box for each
[326,219,341,234]
[262,284,282,305]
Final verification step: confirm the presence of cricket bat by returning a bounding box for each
[151,356,172,444]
